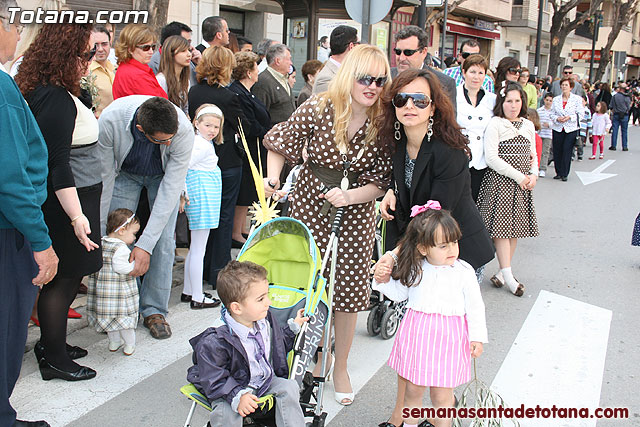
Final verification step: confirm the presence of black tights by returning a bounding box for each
[38,276,82,371]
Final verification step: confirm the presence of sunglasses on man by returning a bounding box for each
[136,44,157,52]
[394,48,423,57]
[392,93,433,109]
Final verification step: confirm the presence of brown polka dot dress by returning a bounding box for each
[263,96,392,312]
[477,120,539,239]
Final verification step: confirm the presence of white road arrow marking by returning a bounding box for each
[575,160,617,185]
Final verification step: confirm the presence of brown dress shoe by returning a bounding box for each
[143,314,172,339]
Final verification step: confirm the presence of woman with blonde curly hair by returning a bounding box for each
[188,46,247,289]
[263,44,393,406]
[112,23,167,99]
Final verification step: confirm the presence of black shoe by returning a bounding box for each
[609,146,617,150]
[553,175,562,180]
[39,359,96,381]
[622,147,629,151]
[190,297,221,309]
[14,420,51,427]
[180,292,212,303]
[231,239,245,249]
[562,176,568,182]
[34,341,87,364]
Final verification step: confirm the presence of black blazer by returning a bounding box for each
[385,134,494,270]
[188,81,248,170]
[228,80,271,141]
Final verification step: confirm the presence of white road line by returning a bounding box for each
[491,290,612,427]
[11,302,222,427]
[576,160,617,185]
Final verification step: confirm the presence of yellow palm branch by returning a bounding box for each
[238,120,280,227]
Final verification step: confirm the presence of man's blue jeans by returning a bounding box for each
[611,113,629,149]
[110,171,178,318]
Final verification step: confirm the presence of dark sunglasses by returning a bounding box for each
[394,48,423,57]
[80,47,97,61]
[507,67,522,74]
[136,43,157,52]
[144,131,175,144]
[356,75,388,88]
[460,52,472,59]
[392,92,432,109]
[563,71,572,74]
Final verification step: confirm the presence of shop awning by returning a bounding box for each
[445,21,501,40]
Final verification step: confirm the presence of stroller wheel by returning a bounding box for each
[366,305,383,336]
[380,307,401,340]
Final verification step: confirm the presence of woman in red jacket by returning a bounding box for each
[112,24,168,99]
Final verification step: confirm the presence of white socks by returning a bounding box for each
[500,267,520,293]
[183,229,211,302]
[107,329,136,355]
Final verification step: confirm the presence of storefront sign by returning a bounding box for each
[474,19,494,31]
[571,49,602,61]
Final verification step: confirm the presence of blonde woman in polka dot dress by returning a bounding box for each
[263,44,393,406]
[477,82,539,297]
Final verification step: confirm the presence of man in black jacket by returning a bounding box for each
[609,83,631,151]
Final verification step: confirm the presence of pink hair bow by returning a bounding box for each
[410,200,441,218]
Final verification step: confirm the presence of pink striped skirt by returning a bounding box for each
[388,309,471,387]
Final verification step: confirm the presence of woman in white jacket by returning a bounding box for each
[549,76,582,181]
[456,54,496,202]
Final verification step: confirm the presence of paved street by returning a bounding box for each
[11,129,640,427]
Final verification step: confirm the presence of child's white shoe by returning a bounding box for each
[123,344,135,356]
[109,340,123,352]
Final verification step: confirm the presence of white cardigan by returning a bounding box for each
[483,116,538,184]
[372,259,488,343]
[549,93,582,133]
[456,85,496,170]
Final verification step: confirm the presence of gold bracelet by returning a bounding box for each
[70,214,84,225]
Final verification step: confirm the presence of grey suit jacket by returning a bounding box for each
[312,60,339,94]
[391,65,457,115]
[252,69,296,126]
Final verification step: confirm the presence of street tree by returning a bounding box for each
[133,0,170,34]
[547,0,604,77]
[410,0,469,45]
[594,0,640,82]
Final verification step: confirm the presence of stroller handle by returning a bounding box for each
[332,206,345,236]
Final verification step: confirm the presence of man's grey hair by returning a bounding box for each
[395,25,429,50]
[201,16,225,43]
[0,0,19,31]
[266,43,289,65]
[257,38,274,56]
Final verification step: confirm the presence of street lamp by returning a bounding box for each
[589,11,603,84]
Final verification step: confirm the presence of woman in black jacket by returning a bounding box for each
[595,82,612,109]
[228,51,271,245]
[373,68,494,427]
[188,46,247,288]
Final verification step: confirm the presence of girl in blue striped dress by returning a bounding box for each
[180,104,223,309]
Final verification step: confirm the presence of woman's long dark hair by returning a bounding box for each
[494,56,521,93]
[392,208,462,287]
[16,23,93,97]
[376,68,470,157]
[159,35,191,110]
